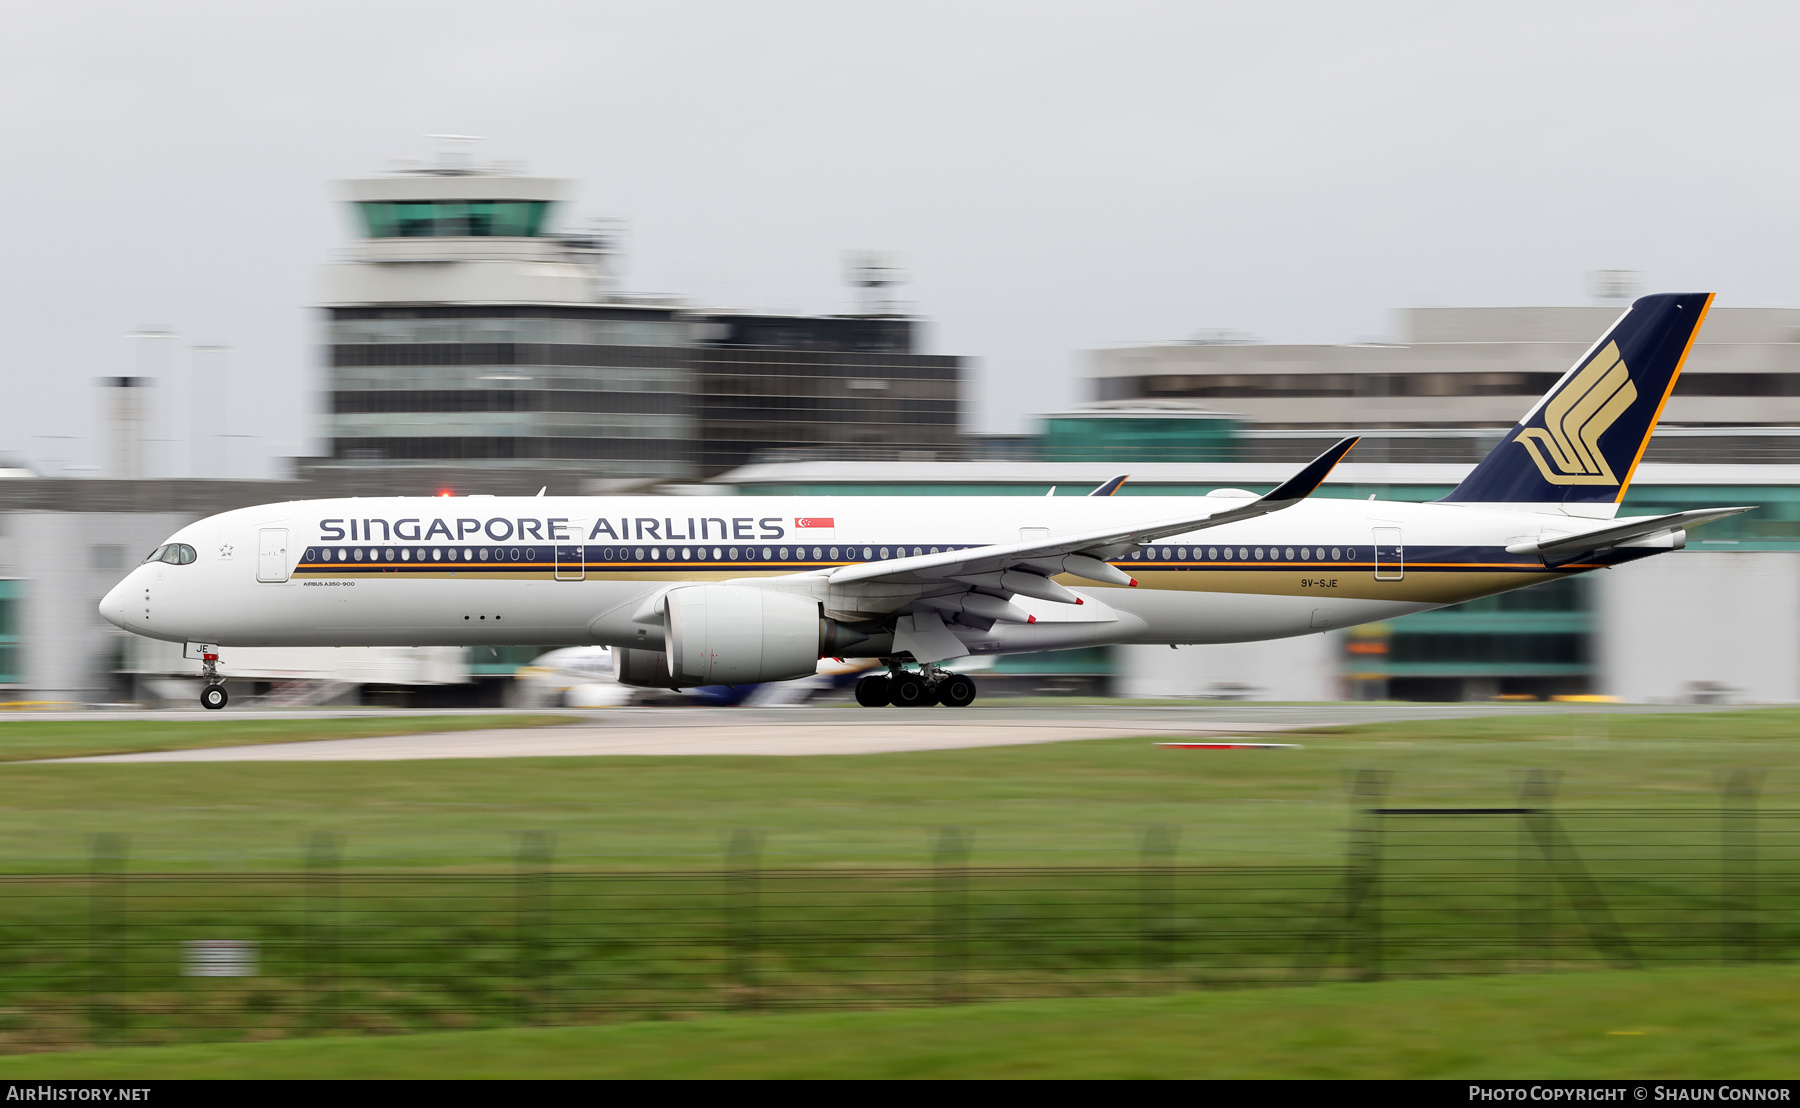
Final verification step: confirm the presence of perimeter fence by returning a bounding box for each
[1,770,1793,1050]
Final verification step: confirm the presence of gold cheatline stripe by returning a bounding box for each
[298,561,1596,575]
[1123,561,1569,570]
[302,557,1561,570]
[295,564,830,572]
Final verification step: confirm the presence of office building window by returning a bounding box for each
[0,581,20,685]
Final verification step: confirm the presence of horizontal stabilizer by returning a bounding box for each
[1506,506,1754,564]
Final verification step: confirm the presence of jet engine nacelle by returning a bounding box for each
[613,647,677,690]
[664,585,824,686]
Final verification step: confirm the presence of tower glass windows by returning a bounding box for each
[358,200,551,238]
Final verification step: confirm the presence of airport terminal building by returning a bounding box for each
[1084,304,1800,466]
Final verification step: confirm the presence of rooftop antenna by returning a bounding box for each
[843,250,908,317]
[560,216,626,292]
[425,134,487,175]
[1589,270,1642,304]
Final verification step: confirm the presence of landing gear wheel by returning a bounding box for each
[889,672,931,707]
[200,684,228,711]
[854,674,891,708]
[936,674,977,708]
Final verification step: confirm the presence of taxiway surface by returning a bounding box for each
[39,702,1748,763]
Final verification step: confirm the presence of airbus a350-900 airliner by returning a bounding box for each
[104,294,1746,710]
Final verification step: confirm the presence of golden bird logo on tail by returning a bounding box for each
[1514,341,1637,485]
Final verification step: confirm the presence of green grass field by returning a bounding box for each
[0,714,577,765]
[0,706,1793,1066]
[0,966,1791,1078]
[0,706,1787,869]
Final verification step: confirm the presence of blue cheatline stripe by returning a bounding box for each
[294,541,982,572]
[290,542,1582,575]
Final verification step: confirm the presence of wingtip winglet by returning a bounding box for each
[1263,436,1360,504]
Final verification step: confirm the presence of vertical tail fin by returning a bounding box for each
[1442,293,1713,508]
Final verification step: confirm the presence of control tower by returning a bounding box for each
[319,140,695,479]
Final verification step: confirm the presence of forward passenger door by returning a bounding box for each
[555,545,586,581]
[1372,527,1404,581]
[256,528,290,583]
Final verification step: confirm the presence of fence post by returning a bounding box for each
[304,832,340,1034]
[727,830,761,1010]
[1723,769,1760,965]
[1346,770,1386,981]
[932,827,969,1005]
[88,833,125,1045]
[1519,769,1556,969]
[1520,768,1635,969]
[516,831,552,1024]
[1138,824,1177,992]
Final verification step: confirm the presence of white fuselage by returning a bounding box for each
[101,493,1640,659]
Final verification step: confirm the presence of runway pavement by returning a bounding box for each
[36,701,1755,763]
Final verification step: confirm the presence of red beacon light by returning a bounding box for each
[436,488,455,498]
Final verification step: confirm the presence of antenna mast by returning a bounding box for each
[843,251,908,317]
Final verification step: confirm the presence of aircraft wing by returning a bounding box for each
[826,437,1359,591]
[1505,506,1755,564]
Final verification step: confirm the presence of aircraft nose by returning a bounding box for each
[99,574,134,631]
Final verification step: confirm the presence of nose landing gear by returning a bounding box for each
[198,649,228,711]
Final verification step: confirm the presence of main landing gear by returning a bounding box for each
[854,665,978,709]
[199,649,228,711]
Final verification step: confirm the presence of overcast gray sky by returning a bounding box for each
[3,1,1797,475]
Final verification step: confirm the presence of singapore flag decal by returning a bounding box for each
[795,517,835,529]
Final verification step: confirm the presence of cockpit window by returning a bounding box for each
[143,545,168,564]
[145,544,196,565]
